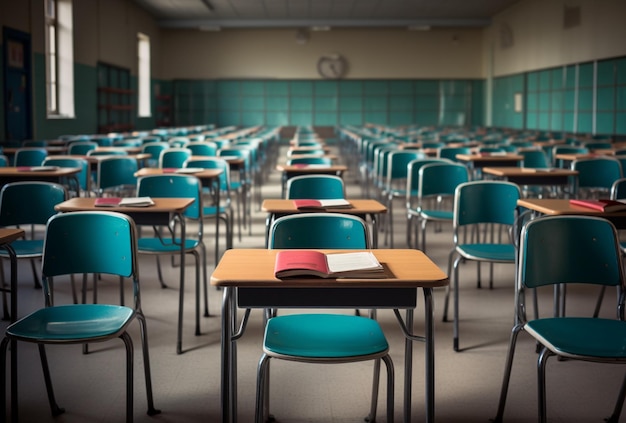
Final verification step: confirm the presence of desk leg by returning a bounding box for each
[1,244,19,422]
[369,213,378,249]
[403,308,413,423]
[176,215,186,355]
[221,287,233,423]
[424,287,434,423]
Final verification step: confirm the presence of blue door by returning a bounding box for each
[3,27,32,142]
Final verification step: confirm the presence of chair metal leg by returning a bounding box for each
[155,256,168,288]
[120,332,134,423]
[136,312,161,416]
[382,354,395,423]
[453,255,463,352]
[366,358,381,422]
[0,337,12,422]
[537,347,553,423]
[29,258,42,289]
[492,323,524,423]
[442,249,458,322]
[38,344,65,417]
[255,354,271,423]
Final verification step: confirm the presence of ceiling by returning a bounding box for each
[133,0,521,30]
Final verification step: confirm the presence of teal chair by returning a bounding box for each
[136,174,207,354]
[438,146,471,163]
[383,150,426,247]
[414,162,470,253]
[42,156,90,196]
[0,182,68,312]
[187,141,217,157]
[0,155,9,167]
[552,145,588,168]
[218,147,253,238]
[67,141,97,155]
[95,156,138,197]
[572,156,623,198]
[185,157,234,265]
[159,147,191,168]
[444,180,521,351]
[258,213,394,423]
[493,215,626,423]
[86,149,128,156]
[286,174,345,199]
[286,156,332,166]
[405,158,452,248]
[0,211,160,422]
[141,141,169,167]
[13,148,47,167]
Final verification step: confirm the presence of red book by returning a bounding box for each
[274,250,385,279]
[569,199,626,212]
[292,199,352,210]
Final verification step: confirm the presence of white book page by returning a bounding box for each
[318,199,351,207]
[326,252,382,273]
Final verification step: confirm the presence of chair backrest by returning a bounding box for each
[386,150,425,186]
[87,148,129,157]
[0,155,9,167]
[43,157,90,192]
[268,213,370,249]
[418,162,470,202]
[159,148,192,168]
[137,174,202,220]
[572,157,622,194]
[41,211,138,306]
[406,158,451,198]
[141,142,170,162]
[96,156,138,194]
[185,157,231,193]
[0,181,68,227]
[454,181,521,228]
[67,141,98,155]
[168,137,190,148]
[438,146,471,162]
[286,156,332,166]
[187,141,218,157]
[14,147,48,166]
[518,148,550,168]
[518,215,623,292]
[286,175,345,199]
[287,148,325,157]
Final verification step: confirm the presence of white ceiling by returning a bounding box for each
[132,0,521,29]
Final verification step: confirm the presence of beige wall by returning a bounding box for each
[159,27,484,80]
[487,0,626,77]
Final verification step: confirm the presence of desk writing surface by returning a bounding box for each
[134,167,223,179]
[517,198,626,216]
[456,153,523,162]
[55,197,194,213]
[276,164,347,172]
[210,248,448,288]
[483,167,578,178]
[261,199,387,214]
[0,228,26,245]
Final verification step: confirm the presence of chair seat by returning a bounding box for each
[264,314,389,359]
[0,239,43,257]
[7,304,134,342]
[456,244,516,262]
[525,317,626,359]
[137,237,200,253]
[420,209,453,221]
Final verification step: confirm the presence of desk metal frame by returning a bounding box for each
[211,248,449,423]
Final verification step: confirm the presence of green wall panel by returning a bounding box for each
[596,112,615,134]
[597,87,615,111]
[617,113,626,133]
[314,97,337,111]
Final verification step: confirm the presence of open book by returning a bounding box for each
[94,196,155,207]
[274,250,386,279]
[17,166,59,172]
[569,199,626,212]
[293,199,352,210]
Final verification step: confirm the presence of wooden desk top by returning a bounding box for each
[262,199,387,214]
[0,228,26,245]
[276,164,347,172]
[55,197,195,213]
[0,166,82,177]
[134,167,223,179]
[96,146,142,154]
[287,154,338,160]
[483,167,578,177]
[3,146,68,154]
[56,153,151,163]
[210,249,448,288]
[555,152,616,161]
[456,153,523,162]
[517,198,626,216]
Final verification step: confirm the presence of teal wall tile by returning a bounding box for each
[266,81,289,95]
[597,87,615,111]
[364,81,387,95]
[596,112,615,134]
[618,86,626,110]
[618,58,626,85]
[597,60,615,86]
[314,112,338,126]
[314,97,338,111]
[578,89,593,110]
[617,113,626,133]
[577,112,593,132]
[578,63,594,88]
[290,81,313,96]
[314,81,338,96]
[241,96,265,111]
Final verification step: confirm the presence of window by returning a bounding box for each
[45,0,74,118]
[138,33,151,117]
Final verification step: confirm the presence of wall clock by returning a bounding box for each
[317,54,347,79]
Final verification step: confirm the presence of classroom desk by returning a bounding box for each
[0,166,82,190]
[210,248,449,423]
[276,163,348,198]
[518,198,626,224]
[54,197,196,354]
[455,153,523,169]
[482,166,578,194]
[3,146,68,155]
[261,198,387,248]
[0,228,25,422]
